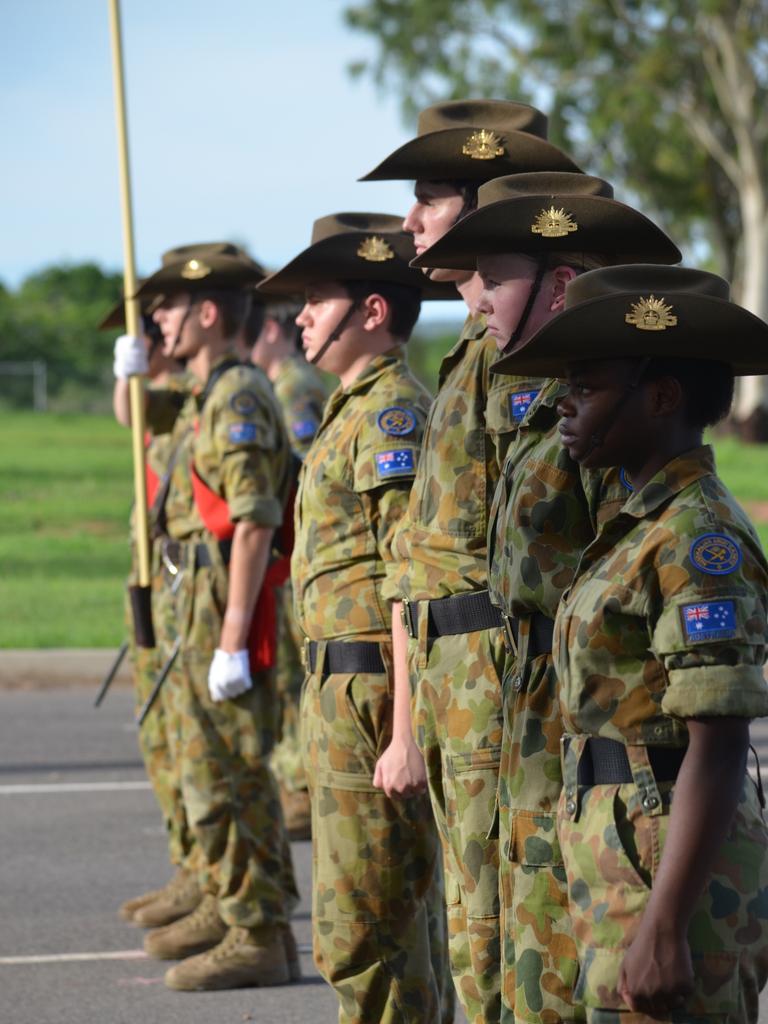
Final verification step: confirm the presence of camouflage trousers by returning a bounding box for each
[271,582,308,795]
[559,736,768,1023]
[498,629,582,1024]
[124,570,196,873]
[301,638,454,1024]
[409,613,508,1024]
[161,540,298,928]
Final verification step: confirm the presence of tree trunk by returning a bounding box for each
[732,187,768,440]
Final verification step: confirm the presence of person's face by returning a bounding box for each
[556,359,649,468]
[403,181,468,283]
[476,254,573,350]
[152,292,198,359]
[295,281,361,374]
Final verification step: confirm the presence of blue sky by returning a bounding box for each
[2,1,462,322]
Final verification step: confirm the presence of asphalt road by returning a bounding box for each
[1,684,766,1024]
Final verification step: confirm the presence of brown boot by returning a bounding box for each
[144,894,226,961]
[280,786,312,841]
[164,925,293,991]
[281,924,302,982]
[118,883,167,922]
[132,869,201,928]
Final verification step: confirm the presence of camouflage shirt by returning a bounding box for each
[272,353,329,458]
[487,378,628,619]
[385,312,541,602]
[555,445,768,745]
[147,352,291,540]
[292,348,431,641]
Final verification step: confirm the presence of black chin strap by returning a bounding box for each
[308,299,360,366]
[167,299,195,359]
[501,254,549,352]
[582,356,653,458]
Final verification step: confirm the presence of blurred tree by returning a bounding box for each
[345,0,768,436]
[0,264,122,410]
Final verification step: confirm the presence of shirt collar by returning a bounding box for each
[621,445,716,519]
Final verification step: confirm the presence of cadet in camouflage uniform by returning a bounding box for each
[113,243,299,991]
[259,213,456,1023]
[415,174,680,1022]
[243,300,329,839]
[500,264,768,1023]
[363,102,580,1024]
[108,298,203,929]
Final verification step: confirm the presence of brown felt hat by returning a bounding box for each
[492,264,768,376]
[134,242,266,302]
[98,281,148,330]
[412,172,682,270]
[257,213,458,300]
[360,99,580,181]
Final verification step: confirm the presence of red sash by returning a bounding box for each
[144,432,161,509]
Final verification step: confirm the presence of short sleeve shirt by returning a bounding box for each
[384,313,542,602]
[554,446,768,746]
[292,348,431,641]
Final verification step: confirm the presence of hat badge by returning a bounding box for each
[531,206,578,239]
[180,258,212,280]
[625,295,678,332]
[462,129,505,160]
[357,236,395,262]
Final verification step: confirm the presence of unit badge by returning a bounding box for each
[377,406,416,436]
[680,600,737,642]
[625,295,677,331]
[180,258,212,280]
[531,206,578,239]
[357,236,395,262]
[230,390,259,415]
[462,129,505,160]
[689,533,741,575]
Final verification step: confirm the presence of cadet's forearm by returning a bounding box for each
[391,601,414,742]
[219,521,274,651]
[113,377,133,427]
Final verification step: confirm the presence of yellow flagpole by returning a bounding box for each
[107,0,154,643]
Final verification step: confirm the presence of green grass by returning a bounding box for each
[1,412,767,647]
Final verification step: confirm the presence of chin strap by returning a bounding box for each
[166,298,195,359]
[500,254,549,353]
[582,356,653,459]
[308,299,360,366]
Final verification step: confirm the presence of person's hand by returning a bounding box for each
[373,735,428,799]
[618,917,694,1017]
[208,648,253,702]
[113,334,149,379]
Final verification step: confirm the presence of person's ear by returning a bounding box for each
[549,265,578,312]
[197,298,219,329]
[262,318,282,346]
[648,375,683,417]
[361,294,388,331]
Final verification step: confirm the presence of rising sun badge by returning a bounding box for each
[530,206,578,239]
[625,295,678,331]
[462,129,505,160]
[357,236,395,262]
[180,258,212,280]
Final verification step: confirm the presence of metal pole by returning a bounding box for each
[107,0,151,589]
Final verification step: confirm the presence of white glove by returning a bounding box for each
[113,333,149,379]
[208,648,253,702]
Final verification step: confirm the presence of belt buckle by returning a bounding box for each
[161,540,180,577]
[400,598,416,639]
[500,612,518,657]
[301,637,311,671]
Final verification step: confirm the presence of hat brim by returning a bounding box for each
[257,236,458,301]
[411,195,682,270]
[359,128,581,182]
[491,292,768,376]
[134,259,263,301]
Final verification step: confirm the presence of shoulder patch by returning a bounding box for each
[509,389,540,423]
[228,422,258,444]
[689,533,742,576]
[375,449,416,478]
[229,390,260,416]
[680,600,738,643]
[291,418,319,442]
[619,467,634,492]
[377,407,416,437]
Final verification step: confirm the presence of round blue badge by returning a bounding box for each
[377,406,416,437]
[230,390,259,416]
[689,533,742,575]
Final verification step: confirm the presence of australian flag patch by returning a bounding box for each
[228,422,258,444]
[680,600,737,643]
[509,389,539,423]
[292,418,319,441]
[375,449,415,478]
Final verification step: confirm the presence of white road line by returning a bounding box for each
[0,782,152,795]
[0,951,148,965]
[0,944,313,965]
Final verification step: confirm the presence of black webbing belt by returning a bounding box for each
[160,539,232,572]
[307,640,385,676]
[404,589,502,638]
[501,611,555,659]
[577,737,686,786]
